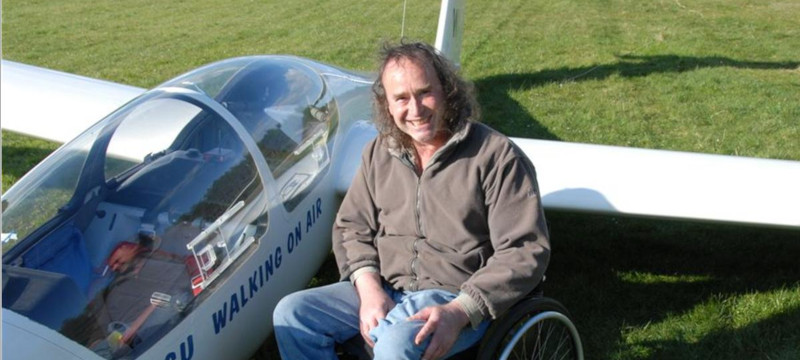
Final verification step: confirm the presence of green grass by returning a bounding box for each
[1,131,61,191]
[3,0,800,359]
[3,0,799,160]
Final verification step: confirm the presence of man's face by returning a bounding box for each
[108,243,140,273]
[382,58,447,148]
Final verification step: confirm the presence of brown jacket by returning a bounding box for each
[332,122,550,324]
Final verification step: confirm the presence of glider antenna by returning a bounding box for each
[401,0,408,38]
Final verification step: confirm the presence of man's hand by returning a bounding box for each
[408,301,470,360]
[354,272,395,347]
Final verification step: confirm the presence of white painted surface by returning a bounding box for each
[2,309,102,360]
[1,60,145,144]
[434,0,465,66]
[514,138,800,228]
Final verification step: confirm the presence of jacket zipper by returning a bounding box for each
[410,176,423,291]
[401,146,449,292]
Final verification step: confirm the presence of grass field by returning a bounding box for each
[3,0,799,359]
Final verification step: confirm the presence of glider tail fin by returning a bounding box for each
[435,0,466,67]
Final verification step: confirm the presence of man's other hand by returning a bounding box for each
[408,301,469,360]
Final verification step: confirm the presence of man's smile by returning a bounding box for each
[406,118,431,127]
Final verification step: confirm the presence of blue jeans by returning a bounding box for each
[273,281,489,360]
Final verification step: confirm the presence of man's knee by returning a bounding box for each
[371,320,427,360]
[273,291,309,326]
[274,283,360,332]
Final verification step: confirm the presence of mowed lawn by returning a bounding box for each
[3,0,799,359]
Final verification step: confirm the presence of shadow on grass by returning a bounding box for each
[641,304,800,359]
[545,211,800,359]
[474,54,800,139]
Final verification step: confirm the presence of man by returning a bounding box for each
[62,239,193,358]
[273,42,550,360]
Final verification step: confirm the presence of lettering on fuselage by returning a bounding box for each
[211,198,323,335]
[164,335,193,360]
[289,198,323,253]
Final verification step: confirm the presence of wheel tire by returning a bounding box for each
[475,297,583,360]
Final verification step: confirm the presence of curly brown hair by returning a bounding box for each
[372,41,480,150]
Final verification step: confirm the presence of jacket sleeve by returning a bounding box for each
[332,142,381,282]
[459,146,551,320]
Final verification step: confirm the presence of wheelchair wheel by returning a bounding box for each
[476,297,583,360]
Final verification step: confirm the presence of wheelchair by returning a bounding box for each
[339,289,583,360]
